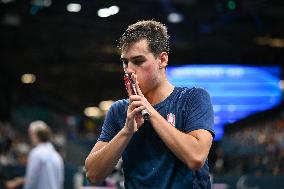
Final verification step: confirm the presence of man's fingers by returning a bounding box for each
[135,79,144,97]
[125,81,133,96]
[128,105,146,117]
[129,95,142,103]
[132,74,144,97]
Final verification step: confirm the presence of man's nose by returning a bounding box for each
[124,63,135,74]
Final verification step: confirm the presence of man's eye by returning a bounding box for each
[133,60,144,65]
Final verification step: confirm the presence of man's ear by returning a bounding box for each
[159,52,168,69]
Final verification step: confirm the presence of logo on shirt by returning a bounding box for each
[167,113,175,127]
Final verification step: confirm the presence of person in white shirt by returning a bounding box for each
[5,120,64,189]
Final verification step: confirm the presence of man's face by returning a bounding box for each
[121,39,161,94]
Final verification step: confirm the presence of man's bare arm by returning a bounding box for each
[85,127,134,184]
[150,111,213,170]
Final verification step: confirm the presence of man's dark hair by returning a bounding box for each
[118,20,170,57]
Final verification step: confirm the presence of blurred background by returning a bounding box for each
[0,0,284,189]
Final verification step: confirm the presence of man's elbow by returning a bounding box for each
[85,170,105,185]
[85,159,105,184]
[185,156,206,170]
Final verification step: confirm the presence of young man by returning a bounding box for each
[85,20,215,189]
[5,121,64,189]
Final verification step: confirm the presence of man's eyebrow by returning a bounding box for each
[120,55,145,62]
[131,55,144,59]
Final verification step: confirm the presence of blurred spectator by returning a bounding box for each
[0,122,15,166]
[5,120,64,189]
[211,116,284,176]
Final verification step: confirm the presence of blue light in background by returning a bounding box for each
[167,64,282,140]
